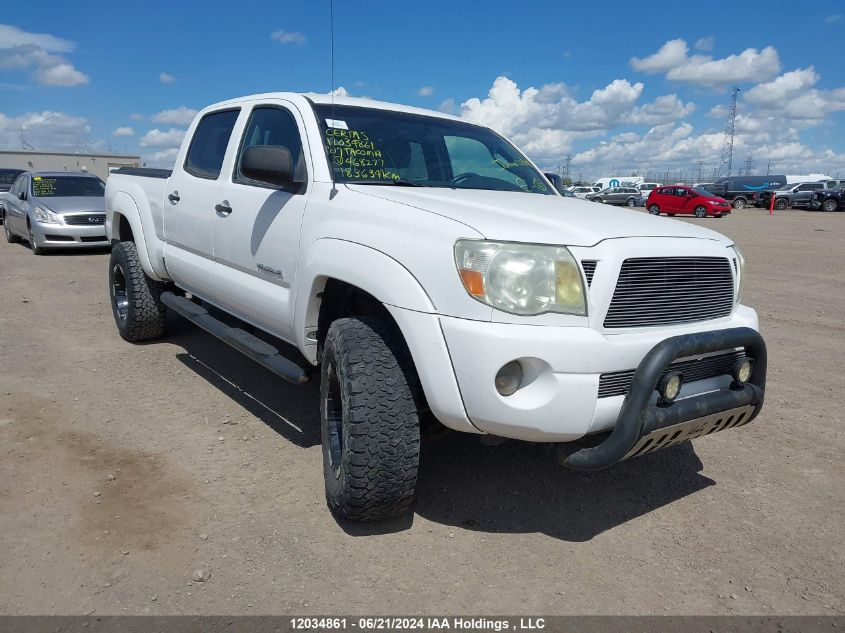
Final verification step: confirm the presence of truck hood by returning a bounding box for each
[349,186,731,247]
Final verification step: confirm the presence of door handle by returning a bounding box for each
[215,201,232,215]
[168,192,180,204]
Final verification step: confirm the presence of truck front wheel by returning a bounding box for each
[108,241,166,342]
[320,316,421,522]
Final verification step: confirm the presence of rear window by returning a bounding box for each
[184,109,240,179]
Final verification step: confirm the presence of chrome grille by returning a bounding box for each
[598,349,744,398]
[63,213,105,225]
[604,256,734,328]
[581,260,597,286]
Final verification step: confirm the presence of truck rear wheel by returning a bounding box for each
[109,240,166,342]
[320,316,421,522]
[732,198,746,209]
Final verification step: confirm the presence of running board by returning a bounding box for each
[161,291,309,385]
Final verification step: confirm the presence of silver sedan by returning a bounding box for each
[2,171,108,255]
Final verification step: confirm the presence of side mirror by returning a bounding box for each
[18,191,26,200]
[240,145,293,187]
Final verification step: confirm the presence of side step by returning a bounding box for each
[161,291,310,385]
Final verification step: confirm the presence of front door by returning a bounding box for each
[211,101,312,342]
[164,108,241,300]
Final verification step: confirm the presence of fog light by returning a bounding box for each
[732,358,753,384]
[657,372,683,404]
[495,361,523,396]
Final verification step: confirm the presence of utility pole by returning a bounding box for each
[697,161,704,182]
[766,159,771,176]
[717,87,740,178]
[744,156,753,176]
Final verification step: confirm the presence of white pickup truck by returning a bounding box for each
[105,92,767,522]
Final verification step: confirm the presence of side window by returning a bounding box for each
[235,106,305,185]
[184,109,240,180]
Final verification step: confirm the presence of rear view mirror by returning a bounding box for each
[240,145,293,187]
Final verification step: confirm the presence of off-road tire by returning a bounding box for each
[320,316,421,522]
[694,206,707,218]
[109,240,166,342]
[3,212,18,243]
[648,205,660,215]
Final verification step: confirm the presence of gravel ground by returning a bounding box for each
[0,208,842,616]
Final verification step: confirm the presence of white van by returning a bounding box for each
[592,176,644,190]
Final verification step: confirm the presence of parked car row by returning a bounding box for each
[1,171,108,254]
[754,180,845,210]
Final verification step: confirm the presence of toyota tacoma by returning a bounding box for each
[104,93,767,521]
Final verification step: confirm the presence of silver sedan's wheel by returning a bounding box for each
[3,213,19,243]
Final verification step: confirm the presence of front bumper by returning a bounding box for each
[439,306,760,442]
[30,222,108,248]
[562,327,766,470]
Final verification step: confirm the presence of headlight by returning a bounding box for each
[730,244,745,302]
[454,240,587,316]
[33,206,60,224]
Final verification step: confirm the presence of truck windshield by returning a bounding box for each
[313,104,553,195]
[31,176,105,197]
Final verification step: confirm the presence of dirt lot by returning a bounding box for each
[0,208,842,616]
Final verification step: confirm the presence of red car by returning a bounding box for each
[646,185,732,218]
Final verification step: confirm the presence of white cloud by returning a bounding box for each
[744,67,845,121]
[438,98,458,115]
[631,39,780,87]
[159,72,175,84]
[0,24,74,53]
[271,30,307,45]
[417,86,434,97]
[460,76,652,139]
[145,147,179,166]
[452,75,845,178]
[825,14,842,24]
[151,106,198,126]
[129,113,144,121]
[35,62,89,86]
[624,94,696,125]
[112,126,134,137]
[694,36,714,52]
[0,111,90,149]
[0,25,89,87]
[139,128,186,148]
[630,39,689,73]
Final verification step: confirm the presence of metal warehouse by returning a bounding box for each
[0,149,140,181]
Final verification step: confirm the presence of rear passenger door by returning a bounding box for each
[164,108,241,300]
[211,100,313,342]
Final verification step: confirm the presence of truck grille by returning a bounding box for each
[63,213,105,225]
[598,349,745,398]
[603,257,734,328]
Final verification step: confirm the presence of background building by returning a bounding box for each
[0,149,140,181]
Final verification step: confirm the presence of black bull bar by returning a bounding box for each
[563,327,767,471]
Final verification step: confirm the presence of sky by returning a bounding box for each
[2,0,845,180]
